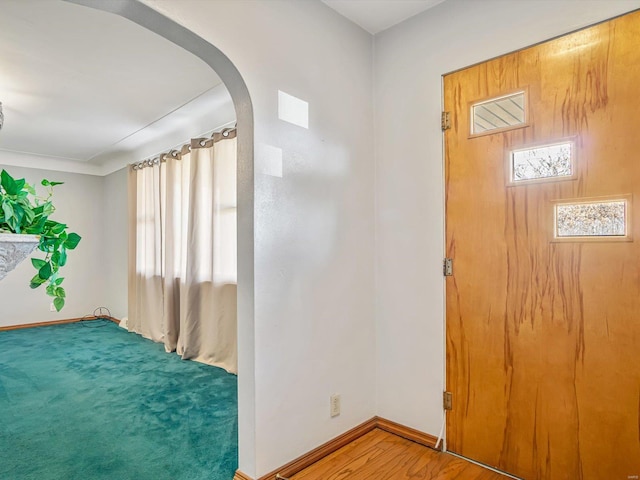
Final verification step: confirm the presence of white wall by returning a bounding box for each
[374,0,640,437]
[0,165,105,326]
[142,0,376,476]
[102,166,128,319]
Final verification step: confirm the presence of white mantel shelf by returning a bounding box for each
[0,233,40,281]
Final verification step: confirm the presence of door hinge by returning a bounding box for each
[441,111,451,131]
[443,391,453,411]
[443,258,453,276]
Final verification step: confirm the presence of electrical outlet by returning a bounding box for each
[49,302,56,312]
[330,394,341,417]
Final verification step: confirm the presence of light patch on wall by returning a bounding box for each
[256,143,283,177]
[278,90,309,129]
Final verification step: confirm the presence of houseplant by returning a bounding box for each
[0,169,81,311]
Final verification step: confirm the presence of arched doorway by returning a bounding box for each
[66,0,255,476]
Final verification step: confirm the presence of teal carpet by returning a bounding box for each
[0,320,237,480]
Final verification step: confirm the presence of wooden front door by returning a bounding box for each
[444,11,640,480]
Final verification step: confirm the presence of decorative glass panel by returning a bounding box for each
[555,200,626,237]
[472,91,525,134]
[511,142,573,182]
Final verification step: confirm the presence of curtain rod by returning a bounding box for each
[131,124,236,171]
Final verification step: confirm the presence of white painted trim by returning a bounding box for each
[0,150,102,176]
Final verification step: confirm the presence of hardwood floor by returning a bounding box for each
[290,429,507,480]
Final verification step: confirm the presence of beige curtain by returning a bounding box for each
[128,132,237,374]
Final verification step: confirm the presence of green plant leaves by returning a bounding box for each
[1,169,80,311]
[41,179,65,187]
[2,201,14,220]
[65,233,81,250]
[31,258,47,269]
[23,206,35,224]
[53,297,65,312]
[38,262,52,280]
[45,283,64,297]
[30,274,47,289]
[1,202,16,231]
[1,170,18,195]
[50,222,66,234]
[0,170,27,196]
[24,183,36,195]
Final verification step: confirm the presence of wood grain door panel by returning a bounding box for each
[444,11,640,480]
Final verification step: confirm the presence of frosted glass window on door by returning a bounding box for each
[511,142,573,182]
[471,91,525,134]
[555,200,627,237]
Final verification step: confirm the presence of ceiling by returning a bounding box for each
[0,0,445,176]
[0,0,234,176]
[321,0,446,34]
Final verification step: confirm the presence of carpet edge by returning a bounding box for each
[0,316,120,331]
